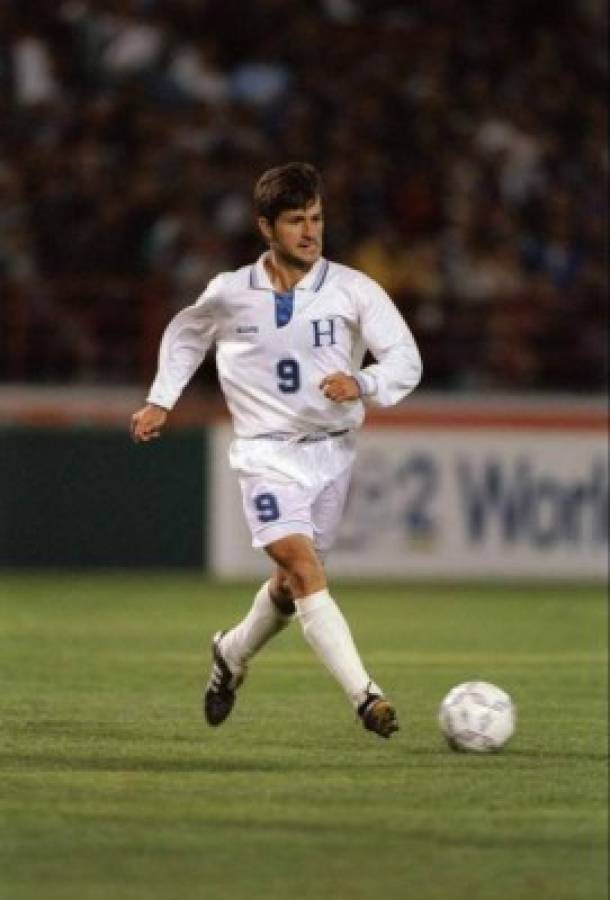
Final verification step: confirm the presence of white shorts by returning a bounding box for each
[229,433,356,553]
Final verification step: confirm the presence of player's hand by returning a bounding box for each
[319,372,361,403]
[130,404,168,443]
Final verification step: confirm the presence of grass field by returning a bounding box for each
[0,575,607,900]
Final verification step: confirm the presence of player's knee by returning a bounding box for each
[286,556,325,598]
[269,571,296,615]
[276,552,322,596]
[265,536,326,598]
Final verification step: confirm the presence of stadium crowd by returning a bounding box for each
[0,0,606,391]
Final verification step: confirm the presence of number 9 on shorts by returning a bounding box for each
[254,493,280,523]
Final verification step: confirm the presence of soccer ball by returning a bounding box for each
[438,681,516,752]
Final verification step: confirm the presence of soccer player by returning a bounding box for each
[131,163,422,739]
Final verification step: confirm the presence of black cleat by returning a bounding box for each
[358,691,400,739]
[203,631,246,726]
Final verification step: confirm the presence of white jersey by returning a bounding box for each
[147,254,422,438]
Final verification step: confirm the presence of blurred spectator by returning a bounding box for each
[168,41,229,106]
[0,0,606,391]
[11,25,61,106]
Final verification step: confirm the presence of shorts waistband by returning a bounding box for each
[252,429,350,443]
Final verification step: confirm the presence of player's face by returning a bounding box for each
[260,197,324,270]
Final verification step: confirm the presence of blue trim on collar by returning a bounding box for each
[274,290,295,328]
[312,259,330,292]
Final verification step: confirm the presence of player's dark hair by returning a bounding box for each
[254,162,323,224]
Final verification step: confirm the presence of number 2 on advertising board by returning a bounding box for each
[397,455,439,538]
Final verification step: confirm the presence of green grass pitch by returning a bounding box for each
[0,575,607,900]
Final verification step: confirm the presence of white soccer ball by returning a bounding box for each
[438,681,516,752]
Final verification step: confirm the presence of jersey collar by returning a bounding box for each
[249,253,330,293]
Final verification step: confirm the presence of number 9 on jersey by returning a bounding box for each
[277,358,300,393]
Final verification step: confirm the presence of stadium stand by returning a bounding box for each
[0,0,606,390]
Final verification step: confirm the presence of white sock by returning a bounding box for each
[220,581,293,670]
[295,589,381,709]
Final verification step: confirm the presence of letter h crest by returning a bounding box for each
[312,318,336,348]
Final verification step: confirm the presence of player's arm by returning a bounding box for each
[130,279,220,442]
[351,274,422,406]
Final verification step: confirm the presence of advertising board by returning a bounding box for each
[210,415,607,580]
